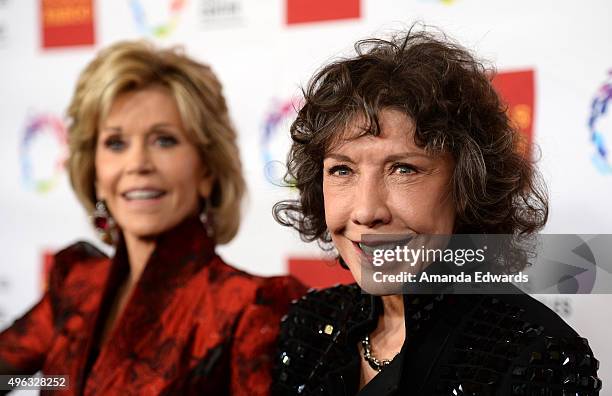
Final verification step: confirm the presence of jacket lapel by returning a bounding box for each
[83,217,215,394]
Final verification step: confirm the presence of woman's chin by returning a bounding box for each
[355,269,407,296]
[119,221,172,241]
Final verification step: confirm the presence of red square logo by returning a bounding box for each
[492,69,535,152]
[41,0,95,48]
[286,0,360,25]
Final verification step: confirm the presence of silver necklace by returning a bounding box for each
[361,335,394,372]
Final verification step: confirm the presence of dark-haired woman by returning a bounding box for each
[272,28,601,395]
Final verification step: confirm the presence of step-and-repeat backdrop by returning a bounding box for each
[1,0,611,388]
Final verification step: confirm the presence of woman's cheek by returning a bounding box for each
[323,201,344,232]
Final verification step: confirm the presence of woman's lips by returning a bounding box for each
[351,236,416,263]
[122,188,166,200]
[352,240,374,261]
[120,189,167,209]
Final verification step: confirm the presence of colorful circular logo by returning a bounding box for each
[261,98,301,186]
[419,0,457,4]
[20,113,68,193]
[589,71,612,174]
[129,0,186,38]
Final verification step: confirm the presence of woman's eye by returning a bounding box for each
[392,163,417,175]
[103,137,125,151]
[155,135,179,148]
[328,165,352,176]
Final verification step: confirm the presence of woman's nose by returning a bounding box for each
[126,142,154,174]
[350,176,391,228]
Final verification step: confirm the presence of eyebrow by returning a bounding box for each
[324,152,431,162]
[385,152,432,161]
[324,153,355,163]
[99,123,180,134]
[100,126,121,134]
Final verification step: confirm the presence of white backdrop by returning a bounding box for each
[1,0,611,390]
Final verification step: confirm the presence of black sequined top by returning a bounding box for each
[273,284,601,395]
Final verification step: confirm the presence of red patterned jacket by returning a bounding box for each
[0,217,305,395]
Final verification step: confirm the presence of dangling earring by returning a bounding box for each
[92,200,116,244]
[199,198,214,237]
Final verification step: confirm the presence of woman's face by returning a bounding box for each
[95,85,213,241]
[323,109,456,282]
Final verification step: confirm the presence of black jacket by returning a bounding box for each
[273,284,601,395]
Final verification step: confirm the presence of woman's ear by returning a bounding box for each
[94,181,103,201]
[198,173,215,199]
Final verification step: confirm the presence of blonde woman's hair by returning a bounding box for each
[67,40,245,244]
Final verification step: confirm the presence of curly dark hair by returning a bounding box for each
[273,27,548,259]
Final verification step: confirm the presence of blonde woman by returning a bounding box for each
[0,41,304,395]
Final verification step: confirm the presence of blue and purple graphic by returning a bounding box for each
[589,71,612,174]
[260,97,301,186]
[20,113,68,193]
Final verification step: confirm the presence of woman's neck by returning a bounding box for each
[123,233,156,287]
[358,294,406,388]
[368,294,406,358]
[379,294,405,336]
